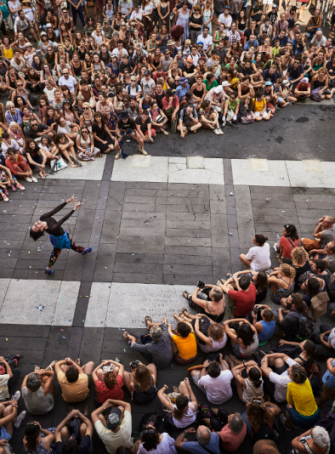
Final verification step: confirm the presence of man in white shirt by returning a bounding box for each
[311,30,327,48]
[112,40,129,59]
[59,68,77,94]
[140,70,156,95]
[226,22,241,43]
[130,4,143,21]
[218,6,232,33]
[197,26,213,54]
[14,9,38,41]
[261,354,298,402]
[191,355,233,404]
[92,399,134,454]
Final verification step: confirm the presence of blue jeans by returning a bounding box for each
[71,4,85,26]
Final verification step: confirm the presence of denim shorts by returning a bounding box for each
[322,370,335,389]
[288,407,320,429]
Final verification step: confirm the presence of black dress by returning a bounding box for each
[92,123,113,153]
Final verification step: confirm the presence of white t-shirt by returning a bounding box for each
[197,34,213,51]
[130,9,143,20]
[328,328,335,349]
[43,87,56,103]
[59,75,77,94]
[198,370,233,404]
[57,121,72,134]
[218,13,232,31]
[245,243,271,271]
[91,31,105,45]
[2,139,20,156]
[140,77,156,95]
[172,403,197,428]
[94,411,133,454]
[137,433,177,454]
[269,358,298,402]
[0,374,10,401]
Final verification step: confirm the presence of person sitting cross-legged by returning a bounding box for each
[54,409,93,454]
[55,358,95,403]
[167,321,198,365]
[21,362,56,415]
[92,398,135,454]
[92,360,125,405]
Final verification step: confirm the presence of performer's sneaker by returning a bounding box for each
[45,269,54,275]
[82,247,92,255]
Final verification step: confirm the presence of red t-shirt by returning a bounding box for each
[95,376,124,404]
[219,422,247,451]
[296,81,310,91]
[279,236,300,259]
[228,284,256,317]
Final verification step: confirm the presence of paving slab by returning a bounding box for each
[232,159,290,186]
[48,155,107,180]
[112,156,169,182]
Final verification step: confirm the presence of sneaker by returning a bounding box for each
[14,410,27,429]
[45,269,54,275]
[226,120,232,126]
[11,185,17,191]
[279,413,291,431]
[24,177,32,183]
[121,151,128,159]
[82,247,92,255]
[12,391,21,402]
[301,98,307,103]
[115,150,121,160]
[213,128,220,135]
[222,121,226,127]
[139,147,147,156]
[1,193,9,202]
[31,176,38,183]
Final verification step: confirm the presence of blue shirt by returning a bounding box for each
[271,34,289,46]
[322,360,335,388]
[244,39,259,51]
[5,108,22,126]
[183,433,220,454]
[258,320,276,343]
[0,0,9,19]
[176,83,190,101]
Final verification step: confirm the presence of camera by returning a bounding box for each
[197,280,205,289]
[130,360,140,369]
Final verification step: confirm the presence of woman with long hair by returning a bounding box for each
[123,361,157,404]
[224,318,259,359]
[92,360,125,404]
[24,422,54,454]
[157,378,198,428]
[228,359,264,403]
[24,139,48,180]
[92,111,119,154]
[240,234,271,272]
[243,396,281,440]
[137,424,177,454]
[52,133,79,168]
[76,127,101,161]
[30,195,92,275]
[274,224,300,264]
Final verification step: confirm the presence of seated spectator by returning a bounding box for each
[183,283,225,322]
[253,90,271,121]
[316,358,335,408]
[291,247,311,291]
[168,321,197,365]
[283,364,319,430]
[309,241,335,269]
[242,396,281,441]
[249,304,276,346]
[274,224,300,264]
[220,273,256,317]
[137,424,176,454]
[302,215,335,254]
[228,358,264,403]
[224,318,259,358]
[92,360,125,405]
[5,148,36,183]
[92,398,133,453]
[239,234,271,271]
[175,426,220,454]
[157,378,198,428]
[123,361,157,404]
[230,269,268,304]
[23,423,55,454]
[274,340,317,372]
[123,317,173,369]
[190,355,233,404]
[0,356,21,402]
[253,440,280,453]
[312,325,335,357]
[291,426,330,454]
[191,315,227,353]
[277,293,314,341]
[55,358,95,403]
[54,409,93,454]
[21,363,55,415]
[294,77,311,102]
[267,264,296,305]
[177,103,202,138]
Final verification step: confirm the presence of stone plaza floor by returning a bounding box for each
[1,145,335,453]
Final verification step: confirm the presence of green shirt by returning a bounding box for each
[204,79,218,92]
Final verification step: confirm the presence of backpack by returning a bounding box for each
[289,312,315,339]
[307,361,322,398]
[191,316,211,345]
[126,83,140,94]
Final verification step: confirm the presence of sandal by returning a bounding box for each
[144,316,152,328]
[75,358,81,366]
[182,291,190,300]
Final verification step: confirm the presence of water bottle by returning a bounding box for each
[277,234,281,243]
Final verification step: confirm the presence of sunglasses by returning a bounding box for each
[83,107,89,110]
[17,84,23,87]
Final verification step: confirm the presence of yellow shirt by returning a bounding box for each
[173,333,197,360]
[57,371,89,403]
[253,98,266,112]
[286,379,318,416]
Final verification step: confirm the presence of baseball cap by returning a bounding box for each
[282,80,290,86]
[166,88,175,96]
[187,55,193,62]
[301,77,309,83]
[265,81,272,86]
[107,408,122,430]
[144,70,151,76]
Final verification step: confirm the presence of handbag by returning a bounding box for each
[50,156,68,171]
[311,292,329,320]
[301,237,320,251]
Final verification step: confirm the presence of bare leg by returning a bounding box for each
[82,361,95,375]
[239,253,252,268]
[146,364,157,385]
[60,426,70,440]
[123,371,133,394]
[80,423,87,438]
[178,380,189,394]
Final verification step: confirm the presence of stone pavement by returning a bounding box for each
[1,151,335,454]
